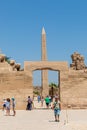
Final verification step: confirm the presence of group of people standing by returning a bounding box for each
[37,95,52,108]
[2,97,16,116]
[2,94,61,122]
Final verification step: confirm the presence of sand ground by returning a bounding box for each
[0,109,87,130]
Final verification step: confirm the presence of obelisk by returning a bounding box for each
[41,27,49,97]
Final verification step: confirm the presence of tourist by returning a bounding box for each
[37,95,41,103]
[52,96,61,122]
[2,99,6,111]
[26,96,32,110]
[49,96,52,106]
[11,97,16,116]
[41,96,44,107]
[45,95,50,108]
[5,98,11,116]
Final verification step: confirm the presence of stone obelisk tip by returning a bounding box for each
[42,27,46,34]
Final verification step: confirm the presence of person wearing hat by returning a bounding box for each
[52,96,61,122]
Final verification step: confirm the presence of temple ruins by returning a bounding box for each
[0,28,87,109]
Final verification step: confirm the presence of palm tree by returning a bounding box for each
[49,82,58,88]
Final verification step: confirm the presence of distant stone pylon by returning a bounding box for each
[41,27,48,97]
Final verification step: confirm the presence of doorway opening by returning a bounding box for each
[33,69,60,98]
[48,70,60,99]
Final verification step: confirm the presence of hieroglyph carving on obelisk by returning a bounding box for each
[41,27,49,97]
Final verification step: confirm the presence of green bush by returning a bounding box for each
[33,91,40,95]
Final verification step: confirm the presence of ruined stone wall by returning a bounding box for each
[70,52,86,70]
[0,61,87,109]
[0,71,33,109]
[60,69,87,108]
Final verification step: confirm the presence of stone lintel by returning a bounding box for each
[24,61,69,71]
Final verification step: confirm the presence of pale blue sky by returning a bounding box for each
[0,0,87,86]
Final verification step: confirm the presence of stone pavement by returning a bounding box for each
[0,109,87,130]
